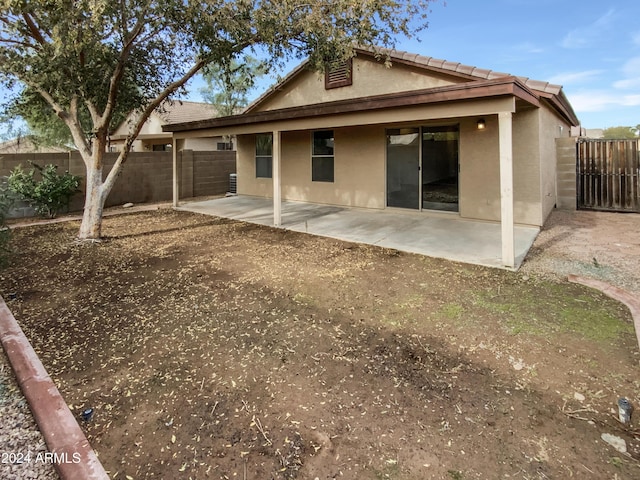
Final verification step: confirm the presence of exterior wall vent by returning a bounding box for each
[325,58,353,89]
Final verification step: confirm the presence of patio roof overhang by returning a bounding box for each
[166,76,562,270]
[164,76,552,137]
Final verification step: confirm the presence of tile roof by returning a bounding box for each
[155,101,219,124]
[367,47,562,95]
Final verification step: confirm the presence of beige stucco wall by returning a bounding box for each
[458,116,500,222]
[230,95,575,227]
[538,104,573,219]
[238,127,385,208]
[459,108,568,227]
[457,111,550,227]
[256,56,464,112]
[237,112,554,226]
[513,108,543,226]
[184,137,225,150]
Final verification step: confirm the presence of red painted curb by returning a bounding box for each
[567,274,640,351]
[0,296,109,480]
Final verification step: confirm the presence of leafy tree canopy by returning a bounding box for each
[0,0,433,239]
[200,55,267,117]
[602,125,639,139]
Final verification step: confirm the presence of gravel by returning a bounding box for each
[0,350,59,480]
[521,209,640,296]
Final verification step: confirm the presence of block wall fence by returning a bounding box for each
[555,137,577,210]
[0,150,236,218]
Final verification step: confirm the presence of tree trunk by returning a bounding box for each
[78,155,107,240]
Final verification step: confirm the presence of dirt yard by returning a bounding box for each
[1,209,639,479]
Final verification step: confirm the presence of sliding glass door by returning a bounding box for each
[386,128,420,209]
[422,126,459,212]
[386,125,459,212]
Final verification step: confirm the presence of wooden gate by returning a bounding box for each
[577,138,640,212]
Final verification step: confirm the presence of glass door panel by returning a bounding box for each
[422,126,459,212]
[386,128,420,209]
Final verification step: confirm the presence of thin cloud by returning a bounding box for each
[548,70,603,85]
[613,56,640,89]
[569,91,640,112]
[633,32,640,46]
[562,9,616,49]
[512,42,544,54]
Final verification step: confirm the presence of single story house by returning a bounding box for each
[110,100,235,152]
[164,47,580,268]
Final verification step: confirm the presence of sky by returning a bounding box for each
[189,0,640,130]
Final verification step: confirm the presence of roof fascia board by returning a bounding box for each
[171,97,516,139]
[243,59,311,114]
[165,77,536,133]
[538,90,580,126]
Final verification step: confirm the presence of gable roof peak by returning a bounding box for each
[357,46,562,94]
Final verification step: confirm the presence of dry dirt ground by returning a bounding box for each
[1,209,639,480]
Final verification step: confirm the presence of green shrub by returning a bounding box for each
[0,179,16,266]
[7,162,82,219]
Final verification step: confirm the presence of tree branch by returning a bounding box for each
[30,85,92,158]
[101,57,209,192]
[21,12,46,46]
[99,5,151,131]
[0,37,35,48]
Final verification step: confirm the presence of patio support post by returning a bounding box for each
[172,137,179,207]
[498,112,515,268]
[273,130,282,227]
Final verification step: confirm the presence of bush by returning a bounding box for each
[7,162,82,219]
[0,179,16,266]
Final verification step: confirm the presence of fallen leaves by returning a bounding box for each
[1,210,638,479]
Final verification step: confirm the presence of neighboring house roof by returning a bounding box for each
[0,136,74,154]
[111,101,219,140]
[165,47,579,133]
[154,101,220,124]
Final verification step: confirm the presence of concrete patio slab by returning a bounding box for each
[178,196,540,269]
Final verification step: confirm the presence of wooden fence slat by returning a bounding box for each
[577,138,640,212]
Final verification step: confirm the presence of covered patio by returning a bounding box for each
[177,196,540,269]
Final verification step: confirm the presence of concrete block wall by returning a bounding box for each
[193,151,236,197]
[555,137,577,210]
[1,150,236,218]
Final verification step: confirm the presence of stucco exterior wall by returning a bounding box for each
[458,116,500,222]
[512,108,543,226]
[256,56,464,112]
[457,112,547,227]
[184,137,224,151]
[237,115,553,226]
[538,104,573,219]
[237,127,386,209]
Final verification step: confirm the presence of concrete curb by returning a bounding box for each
[0,296,109,480]
[8,202,171,229]
[568,275,640,351]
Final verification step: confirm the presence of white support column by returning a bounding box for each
[498,112,515,268]
[273,130,282,227]
[172,137,179,207]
